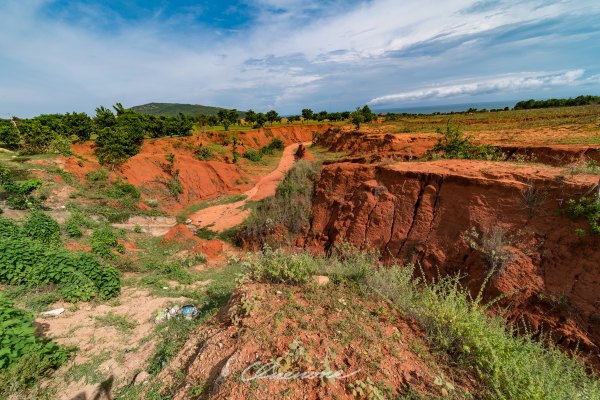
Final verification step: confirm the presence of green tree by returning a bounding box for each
[94,106,116,129]
[245,109,257,125]
[0,120,20,149]
[301,108,313,123]
[217,109,231,131]
[351,108,364,130]
[266,110,279,125]
[255,112,267,128]
[64,112,93,142]
[19,120,55,154]
[361,105,374,123]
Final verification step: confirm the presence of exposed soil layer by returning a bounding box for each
[308,160,600,367]
[316,126,600,166]
[151,283,482,399]
[63,125,331,213]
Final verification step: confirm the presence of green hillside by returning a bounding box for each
[130,102,246,117]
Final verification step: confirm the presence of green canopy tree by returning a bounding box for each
[266,110,279,125]
[301,108,313,123]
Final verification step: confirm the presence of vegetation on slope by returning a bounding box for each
[235,159,321,246]
[0,215,121,302]
[241,247,600,399]
[0,294,70,397]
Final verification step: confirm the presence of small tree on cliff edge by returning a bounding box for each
[351,108,364,129]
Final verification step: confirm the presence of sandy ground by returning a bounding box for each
[35,286,199,399]
[189,142,311,232]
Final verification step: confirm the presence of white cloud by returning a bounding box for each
[368,70,587,105]
[0,0,599,116]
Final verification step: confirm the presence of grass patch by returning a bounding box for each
[95,311,138,334]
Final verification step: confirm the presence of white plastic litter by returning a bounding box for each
[40,308,65,317]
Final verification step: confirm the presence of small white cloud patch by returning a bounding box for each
[369,69,586,105]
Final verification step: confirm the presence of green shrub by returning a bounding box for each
[91,225,120,259]
[0,224,120,302]
[259,138,285,155]
[22,211,61,245]
[244,246,315,284]
[64,210,96,238]
[0,164,42,210]
[0,294,69,395]
[0,217,121,302]
[237,160,320,245]
[566,194,600,234]
[193,143,214,160]
[107,180,140,200]
[195,227,218,240]
[0,294,68,369]
[86,169,109,188]
[243,148,262,162]
[426,123,502,160]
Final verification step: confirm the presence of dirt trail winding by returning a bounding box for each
[189,142,311,232]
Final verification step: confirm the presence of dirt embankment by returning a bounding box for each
[308,160,600,367]
[151,283,481,399]
[316,126,600,166]
[63,125,331,213]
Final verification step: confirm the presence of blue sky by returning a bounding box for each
[1,0,600,117]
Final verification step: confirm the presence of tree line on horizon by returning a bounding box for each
[0,103,376,168]
[514,95,600,110]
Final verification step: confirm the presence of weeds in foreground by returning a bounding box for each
[243,247,599,399]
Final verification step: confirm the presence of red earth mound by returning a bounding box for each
[307,160,600,367]
[151,283,482,399]
[63,125,331,213]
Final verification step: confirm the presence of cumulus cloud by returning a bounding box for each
[368,70,587,105]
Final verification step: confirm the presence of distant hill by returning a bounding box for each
[130,102,246,117]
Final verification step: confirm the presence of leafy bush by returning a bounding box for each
[193,143,214,160]
[243,148,262,162]
[427,123,502,160]
[0,217,121,301]
[0,294,69,395]
[86,169,109,188]
[244,246,315,284]
[566,194,600,235]
[0,164,42,210]
[22,211,61,246]
[64,210,96,238]
[95,123,144,168]
[259,138,285,155]
[91,225,121,259]
[107,180,140,200]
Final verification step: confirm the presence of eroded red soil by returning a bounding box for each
[307,159,600,366]
[63,125,331,212]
